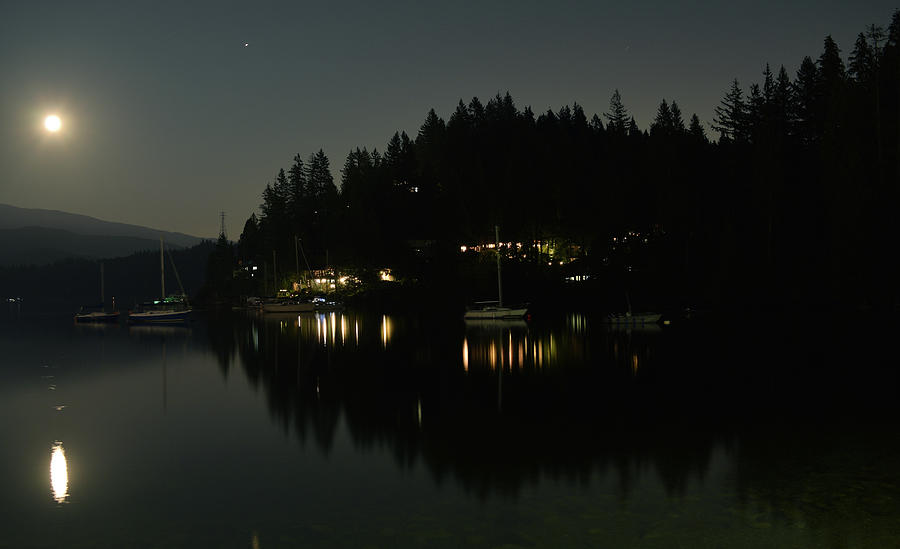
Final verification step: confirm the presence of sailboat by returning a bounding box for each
[74,262,119,323]
[128,238,192,324]
[602,291,661,326]
[463,226,529,321]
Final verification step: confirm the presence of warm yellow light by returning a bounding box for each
[50,442,68,503]
[44,115,62,132]
[462,338,469,371]
[381,315,392,347]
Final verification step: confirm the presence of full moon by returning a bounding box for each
[44,115,61,132]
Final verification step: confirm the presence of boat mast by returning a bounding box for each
[495,225,503,308]
[100,261,105,305]
[166,248,188,302]
[296,237,313,289]
[294,235,300,288]
[160,237,165,300]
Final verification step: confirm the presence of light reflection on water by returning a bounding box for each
[49,442,68,504]
[461,315,600,372]
[266,311,396,350]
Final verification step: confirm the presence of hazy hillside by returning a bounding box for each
[0,226,179,267]
[0,204,205,248]
[0,204,207,266]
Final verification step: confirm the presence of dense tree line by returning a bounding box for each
[0,241,215,311]
[236,12,900,310]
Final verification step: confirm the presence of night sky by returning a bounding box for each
[1,1,894,239]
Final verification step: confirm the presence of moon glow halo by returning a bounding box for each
[44,115,61,132]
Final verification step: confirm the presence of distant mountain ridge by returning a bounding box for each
[0,204,207,267]
[0,204,205,247]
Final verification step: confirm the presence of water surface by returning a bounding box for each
[0,309,897,548]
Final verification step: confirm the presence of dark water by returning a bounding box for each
[1,307,898,548]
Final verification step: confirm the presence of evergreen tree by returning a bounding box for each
[238,213,261,261]
[468,97,486,127]
[794,56,819,145]
[604,89,629,135]
[670,101,685,133]
[746,83,765,143]
[206,232,235,299]
[818,35,846,86]
[260,169,289,226]
[688,114,708,142]
[651,99,673,136]
[385,132,402,161]
[287,153,308,222]
[572,103,589,128]
[887,10,900,49]
[772,65,796,139]
[627,116,641,137]
[713,79,748,143]
[849,32,876,84]
[415,108,446,197]
[308,149,336,199]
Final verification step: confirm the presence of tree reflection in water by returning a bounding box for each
[202,311,717,498]
[201,309,899,543]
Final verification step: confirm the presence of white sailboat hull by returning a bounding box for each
[74,311,119,323]
[602,312,661,326]
[463,306,528,320]
[128,309,192,324]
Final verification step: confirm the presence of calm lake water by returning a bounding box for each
[1,307,898,548]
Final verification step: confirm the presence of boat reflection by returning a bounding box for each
[463,320,532,371]
[50,442,68,503]
[128,324,192,337]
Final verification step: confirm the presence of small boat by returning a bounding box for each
[74,305,119,323]
[75,262,119,323]
[129,296,192,324]
[464,301,529,320]
[463,226,528,321]
[602,311,662,326]
[128,238,192,324]
[602,291,661,326]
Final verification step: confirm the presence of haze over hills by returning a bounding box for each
[0,204,208,266]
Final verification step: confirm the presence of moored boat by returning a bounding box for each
[463,226,529,321]
[602,311,662,326]
[74,262,120,323]
[601,292,661,326]
[129,296,192,324]
[75,306,120,323]
[127,238,192,324]
[464,302,529,320]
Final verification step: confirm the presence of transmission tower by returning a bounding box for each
[219,211,227,239]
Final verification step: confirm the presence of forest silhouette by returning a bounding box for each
[225,13,900,311]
